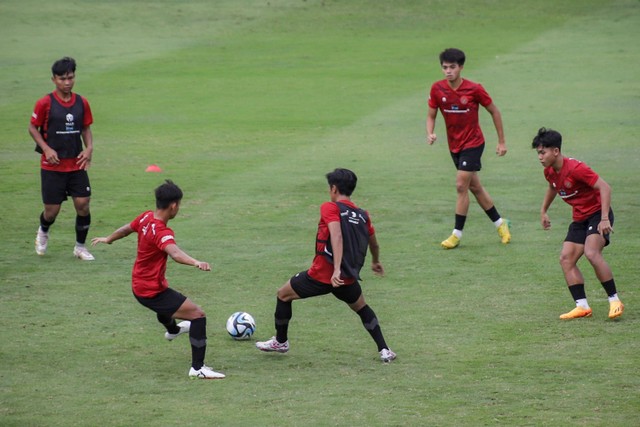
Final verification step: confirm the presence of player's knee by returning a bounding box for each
[583,247,603,264]
[559,253,573,268]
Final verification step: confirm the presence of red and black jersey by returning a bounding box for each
[30,91,93,172]
[129,211,177,298]
[428,79,492,153]
[307,200,375,285]
[544,157,601,222]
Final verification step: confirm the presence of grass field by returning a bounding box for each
[1,0,639,425]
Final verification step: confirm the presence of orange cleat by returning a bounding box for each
[608,301,624,319]
[559,306,593,320]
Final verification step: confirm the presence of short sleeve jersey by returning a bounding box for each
[129,211,177,298]
[307,200,375,285]
[544,157,601,222]
[30,92,93,172]
[428,79,493,153]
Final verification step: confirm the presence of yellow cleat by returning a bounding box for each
[559,306,592,320]
[441,234,460,249]
[497,220,511,244]
[608,300,624,319]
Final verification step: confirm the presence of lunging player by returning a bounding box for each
[255,168,396,363]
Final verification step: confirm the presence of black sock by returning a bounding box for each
[40,212,55,233]
[75,214,91,244]
[189,317,207,370]
[356,305,388,352]
[454,214,467,231]
[568,284,587,302]
[484,206,501,223]
[601,279,618,298]
[157,313,179,334]
[275,298,292,343]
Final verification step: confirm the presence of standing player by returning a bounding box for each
[91,180,225,379]
[532,128,624,320]
[426,48,511,249]
[255,168,396,363]
[29,57,95,260]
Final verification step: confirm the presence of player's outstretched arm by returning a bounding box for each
[91,224,133,245]
[164,244,211,271]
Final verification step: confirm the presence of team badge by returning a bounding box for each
[460,96,469,105]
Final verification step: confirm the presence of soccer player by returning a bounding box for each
[91,180,225,379]
[426,48,511,249]
[29,57,96,260]
[255,168,396,363]
[532,127,624,320]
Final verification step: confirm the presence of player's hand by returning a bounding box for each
[541,213,551,230]
[76,149,92,170]
[371,262,385,276]
[427,133,437,145]
[331,271,344,288]
[195,261,211,271]
[597,219,613,236]
[91,237,109,246]
[43,147,60,165]
[496,142,507,156]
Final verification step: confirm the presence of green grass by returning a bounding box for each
[1,0,639,425]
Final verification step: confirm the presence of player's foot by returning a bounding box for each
[73,245,95,261]
[497,220,511,244]
[608,300,624,319]
[189,365,225,380]
[559,306,592,320]
[441,234,460,249]
[255,337,289,353]
[380,348,397,363]
[165,321,191,341]
[35,228,48,256]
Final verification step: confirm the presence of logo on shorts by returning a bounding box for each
[462,161,467,167]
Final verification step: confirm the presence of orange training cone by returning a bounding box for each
[145,164,162,173]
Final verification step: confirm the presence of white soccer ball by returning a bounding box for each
[226,311,256,340]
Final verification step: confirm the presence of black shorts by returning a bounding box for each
[450,144,484,172]
[565,209,614,247]
[41,169,91,205]
[134,288,187,316]
[290,271,362,305]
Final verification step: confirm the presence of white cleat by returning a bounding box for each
[73,245,95,261]
[189,365,225,379]
[255,337,289,353]
[165,321,191,341]
[35,228,49,256]
[380,348,397,363]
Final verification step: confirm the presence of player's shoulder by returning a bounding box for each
[34,93,52,107]
[431,79,449,90]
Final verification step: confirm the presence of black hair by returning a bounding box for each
[51,57,76,77]
[326,168,357,196]
[439,48,466,66]
[531,127,562,150]
[155,180,183,209]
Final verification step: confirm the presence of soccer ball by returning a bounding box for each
[226,311,256,340]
